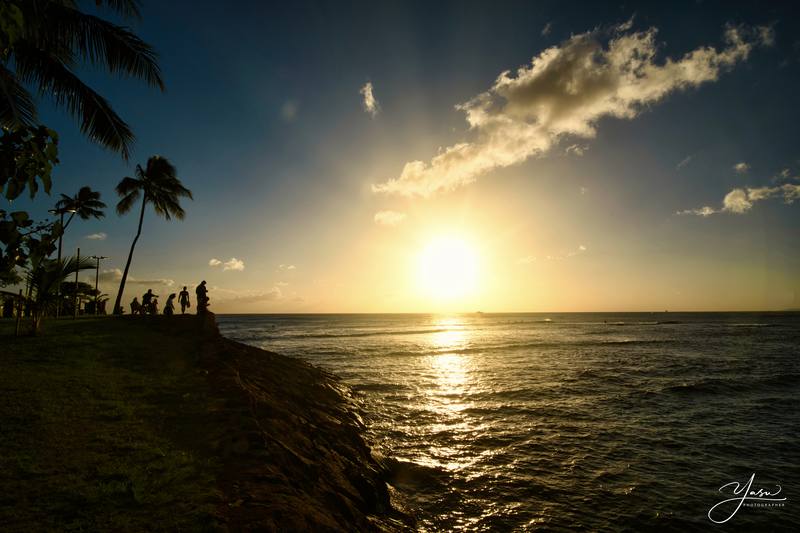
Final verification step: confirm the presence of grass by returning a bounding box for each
[0,316,223,532]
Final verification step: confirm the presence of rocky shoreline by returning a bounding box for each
[193,313,414,531]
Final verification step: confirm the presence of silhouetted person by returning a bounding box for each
[196,280,209,314]
[179,286,190,314]
[142,289,158,315]
[130,297,141,315]
[164,293,176,316]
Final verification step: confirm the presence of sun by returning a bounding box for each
[416,236,479,302]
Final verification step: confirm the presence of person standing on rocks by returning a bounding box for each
[178,286,191,314]
[195,281,209,314]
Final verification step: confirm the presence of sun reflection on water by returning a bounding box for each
[418,317,484,471]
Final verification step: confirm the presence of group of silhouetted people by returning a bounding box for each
[129,281,209,316]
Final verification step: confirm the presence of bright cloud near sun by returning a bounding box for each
[372,23,772,197]
[360,81,379,117]
[374,210,406,226]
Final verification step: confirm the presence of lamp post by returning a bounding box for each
[90,255,108,315]
[74,247,80,319]
[48,206,77,318]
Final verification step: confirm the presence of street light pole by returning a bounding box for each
[74,247,80,320]
[90,255,109,315]
[48,207,76,318]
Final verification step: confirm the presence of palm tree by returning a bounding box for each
[113,156,192,314]
[50,186,105,317]
[53,185,106,255]
[25,255,95,334]
[0,0,164,159]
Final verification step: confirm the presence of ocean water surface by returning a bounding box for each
[217,312,800,531]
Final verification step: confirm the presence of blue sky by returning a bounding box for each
[14,0,800,311]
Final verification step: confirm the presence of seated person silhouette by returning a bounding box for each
[130,297,141,315]
[142,289,158,315]
[164,293,176,316]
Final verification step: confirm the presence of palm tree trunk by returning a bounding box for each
[113,196,147,314]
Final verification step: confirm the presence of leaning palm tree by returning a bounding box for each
[0,0,164,159]
[113,156,192,314]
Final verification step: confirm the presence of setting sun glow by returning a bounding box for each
[416,237,479,302]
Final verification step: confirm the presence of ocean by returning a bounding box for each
[217,312,800,531]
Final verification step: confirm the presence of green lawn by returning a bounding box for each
[0,316,222,532]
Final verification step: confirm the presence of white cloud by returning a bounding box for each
[678,183,800,216]
[541,22,552,37]
[223,258,245,271]
[733,161,750,174]
[209,257,245,271]
[98,268,174,287]
[373,210,406,226]
[373,24,771,198]
[360,81,380,117]
[722,188,752,213]
[676,155,692,170]
[580,186,588,195]
[85,232,107,240]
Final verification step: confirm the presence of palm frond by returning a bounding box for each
[116,190,140,215]
[95,0,142,20]
[14,43,135,159]
[44,4,164,89]
[0,65,37,127]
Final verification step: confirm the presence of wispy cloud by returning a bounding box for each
[373,210,406,226]
[216,287,283,304]
[373,24,771,197]
[209,257,245,271]
[676,155,692,170]
[99,268,174,287]
[541,22,552,37]
[565,144,587,157]
[360,81,380,117]
[678,183,800,216]
[733,161,750,174]
[85,232,107,240]
[518,244,588,264]
[278,264,296,271]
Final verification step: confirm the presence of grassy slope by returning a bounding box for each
[0,317,221,532]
